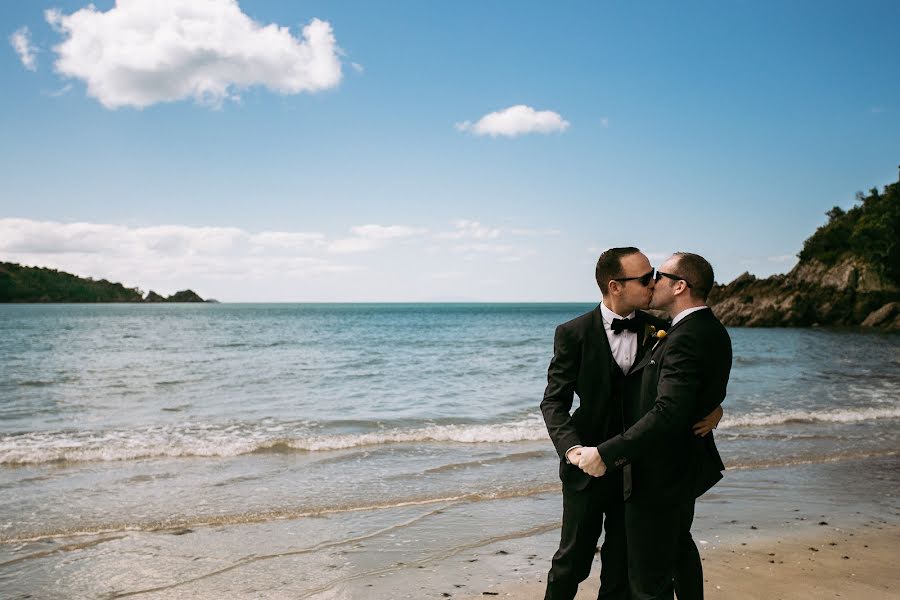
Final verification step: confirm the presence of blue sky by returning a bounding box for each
[2,0,898,301]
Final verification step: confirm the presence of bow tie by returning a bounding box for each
[611,317,640,335]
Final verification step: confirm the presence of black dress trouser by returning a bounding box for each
[624,498,702,600]
[544,475,630,600]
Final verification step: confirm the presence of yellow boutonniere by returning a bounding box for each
[651,329,667,351]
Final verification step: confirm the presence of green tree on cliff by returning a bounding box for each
[799,179,900,284]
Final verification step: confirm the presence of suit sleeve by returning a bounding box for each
[540,324,583,460]
[596,331,701,469]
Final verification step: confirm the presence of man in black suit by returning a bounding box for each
[581,252,732,600]
[540,248,723,600]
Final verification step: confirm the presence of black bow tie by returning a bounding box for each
[611,317,640,335]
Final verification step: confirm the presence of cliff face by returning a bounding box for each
[708,174,900,330]
[708,258,900,328]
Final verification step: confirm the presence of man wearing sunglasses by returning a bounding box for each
[540,248,724,600]
[578,252,732,600]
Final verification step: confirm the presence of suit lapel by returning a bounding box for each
[628,308,710,375]
[628,312,665,375]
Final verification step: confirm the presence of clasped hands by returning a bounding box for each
[567,446,607,477]
[565,406,724,477]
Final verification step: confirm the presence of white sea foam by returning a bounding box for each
[719,407,900,428]
[0,418,549,465]
[2,406,898,466]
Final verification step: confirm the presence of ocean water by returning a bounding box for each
[1,303,898,597]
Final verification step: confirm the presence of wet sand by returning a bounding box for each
[1,455,897,598]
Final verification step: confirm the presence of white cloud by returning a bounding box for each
[0,219,568,301]
[432,220,552,262]
[44,0,343,109]
[437,220,558,240]
[508,227,560,237]
[453,243,517,254]
[9,26,37,71]
[436,220,501,240]
[456,105,570,138]
[351,62,364,73]
[250,231,326,249]
[0,218,351,297]
[600,117,609,128]
[350,224,426,240]
[328,224,427,254]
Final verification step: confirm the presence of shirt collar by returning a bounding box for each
[600,301,636,325]
[671,305,709,327]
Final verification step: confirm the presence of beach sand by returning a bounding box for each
[458,523,899,599]
[363,454,900,600]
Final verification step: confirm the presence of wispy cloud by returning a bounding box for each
[452,243,536,263]
[456,105,570,138]
[328,224,427,254]
[9,26,37,71]
[45,83,73,97]
[250,231,326,249]
[432,219,551,263]
[436,220,558,240]
[436,220,501,240]
[45,0,343,109]
[508,227,560,237]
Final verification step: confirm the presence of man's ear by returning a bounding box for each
[607,280,620,295]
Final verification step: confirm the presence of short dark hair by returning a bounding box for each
[595,247,641,294]
[672,252,714,301]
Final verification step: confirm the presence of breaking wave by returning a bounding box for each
[3,406,898,466]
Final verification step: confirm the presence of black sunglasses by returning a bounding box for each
[655,270,693,288]
[612,269,655,287]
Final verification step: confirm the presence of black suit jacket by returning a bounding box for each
[540,305,668,491]
[597,307,732,504]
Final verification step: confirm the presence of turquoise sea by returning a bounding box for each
[1,303,898,598]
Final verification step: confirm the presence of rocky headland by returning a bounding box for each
[709,173,899,330]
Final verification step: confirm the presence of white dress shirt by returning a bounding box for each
[671,305,709,327]
[599,302,638,374]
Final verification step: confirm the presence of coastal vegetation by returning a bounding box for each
[709,172,900,329]
[799,182,900,283]
[0,262,204,303]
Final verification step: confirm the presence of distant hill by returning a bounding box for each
[0,262,205,303]
[709,170,900,329]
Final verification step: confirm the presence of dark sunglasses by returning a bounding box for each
[612,269,655,287]
[655,270,693,288]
